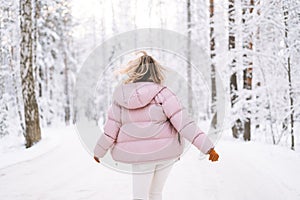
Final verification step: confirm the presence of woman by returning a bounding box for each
[93,50,219,200]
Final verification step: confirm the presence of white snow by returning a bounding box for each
[0,125,300,200]
[0,125,62,170]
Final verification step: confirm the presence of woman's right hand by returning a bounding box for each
[94,156,100,163]
[208,148,219,162]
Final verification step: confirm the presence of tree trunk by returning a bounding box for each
[254,0,260,131]
[63,13,71,125]
[228,0,240,138]
[64,50,70,125]
[209,0,217,128]
[187,0,193,115]
[241,0,254,141]
[243,65,252,141]
[282,2,295,150]
[20,0,42,148]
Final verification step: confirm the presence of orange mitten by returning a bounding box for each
[208,148,219,162]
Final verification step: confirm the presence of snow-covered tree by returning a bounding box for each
[35,0,76,126]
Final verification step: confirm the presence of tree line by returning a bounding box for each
[0,0,299,150]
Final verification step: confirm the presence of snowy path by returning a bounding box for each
[0,125,300,200]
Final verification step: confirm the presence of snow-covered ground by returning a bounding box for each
[0,125,300,200]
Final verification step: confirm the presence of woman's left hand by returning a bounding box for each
[94,156,100,163]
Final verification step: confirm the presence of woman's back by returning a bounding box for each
[94,80,215,164]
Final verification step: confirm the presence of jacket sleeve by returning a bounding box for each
[159,87,215,154]
[93,100,122,158]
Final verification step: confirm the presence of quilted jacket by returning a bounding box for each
[93,81,215,164]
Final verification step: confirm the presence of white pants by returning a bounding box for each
[131,158,178,200]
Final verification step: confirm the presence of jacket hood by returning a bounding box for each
[112,82,166,109]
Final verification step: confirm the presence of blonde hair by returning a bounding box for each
[114,50,167,85]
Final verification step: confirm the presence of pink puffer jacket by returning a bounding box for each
[93,81,215,164]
